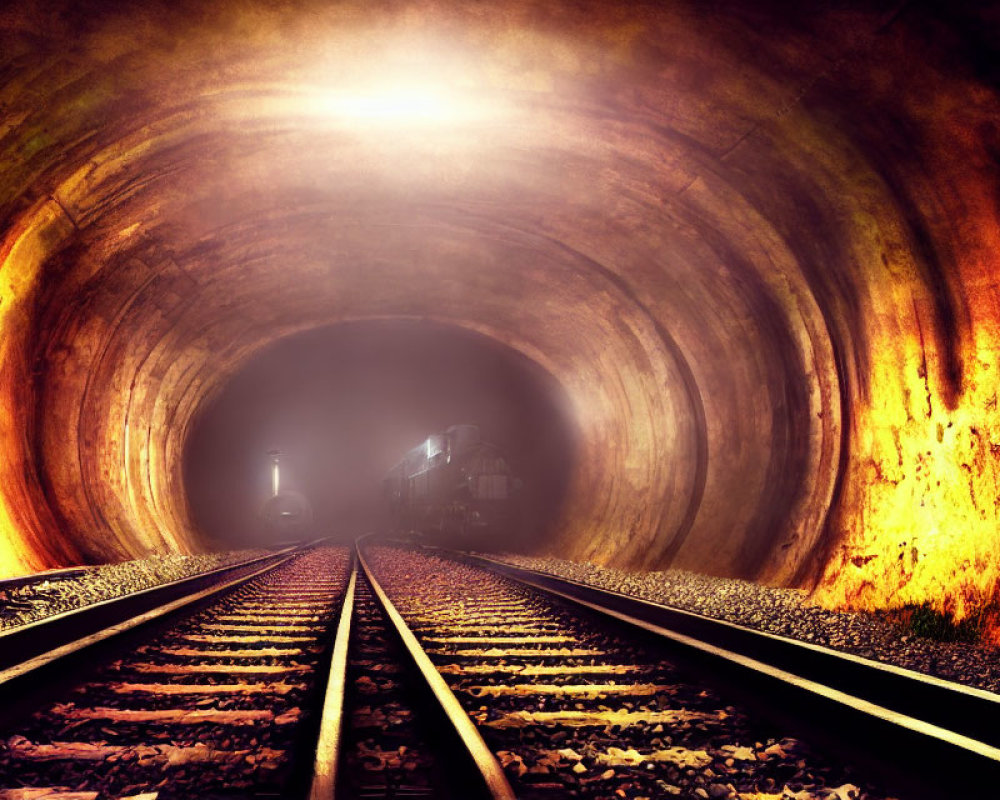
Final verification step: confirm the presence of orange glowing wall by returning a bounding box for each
[813,64,1000,623]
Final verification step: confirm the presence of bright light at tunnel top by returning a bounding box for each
[301,82,506,130]
[315,85,460,123]
[289,39,511,131]
[300,65,504,128]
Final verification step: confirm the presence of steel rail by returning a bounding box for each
[0,566,90,590]
[0,546,303,673]
[309,560,358,800]
[461,551,1000,728]
[357,547,517,800]
[0,549,303,709]
[452,550,1000,799]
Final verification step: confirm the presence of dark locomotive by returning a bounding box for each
[384,424,519,542]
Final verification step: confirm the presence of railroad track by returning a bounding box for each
[324,570,490,799]
[0,546,500,800]
[362,546,895,800]
[451,549,1000,798]
[0,547,351,800]
[4,541,997,799]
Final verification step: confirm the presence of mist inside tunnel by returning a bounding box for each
[182,320,577,549]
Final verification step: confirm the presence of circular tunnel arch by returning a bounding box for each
[0,0,997,626]
[8,99,836,578]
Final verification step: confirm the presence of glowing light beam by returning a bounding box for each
[299,83,502,128]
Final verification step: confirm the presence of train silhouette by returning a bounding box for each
[384,424,520,542]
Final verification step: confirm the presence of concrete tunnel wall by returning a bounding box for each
[0,0,998,622]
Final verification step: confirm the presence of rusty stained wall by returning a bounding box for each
[0,0,999,622]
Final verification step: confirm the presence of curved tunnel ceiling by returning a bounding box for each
[1,0,999,622]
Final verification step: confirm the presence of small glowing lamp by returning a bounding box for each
[267,448,282,497]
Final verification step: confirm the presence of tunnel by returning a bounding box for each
[1,0,999,631]
[183,319,577,548]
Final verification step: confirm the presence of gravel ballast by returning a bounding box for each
[372,546,897,800]
[0,550,269,631]
[484,553,1000,695]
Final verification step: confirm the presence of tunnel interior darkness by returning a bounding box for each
[183,319,577,548]
[0,0,999,630]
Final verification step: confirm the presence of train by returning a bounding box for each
[383,424,520,542]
